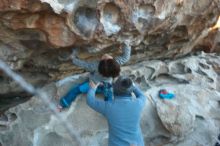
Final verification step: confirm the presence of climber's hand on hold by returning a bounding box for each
[70,48,79,59]
[124,39,131,46]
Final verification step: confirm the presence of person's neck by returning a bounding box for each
[114,94,132,100]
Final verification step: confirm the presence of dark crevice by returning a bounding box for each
[199,62,210,69]
[170,25,188,43]
[155,74,190,85]
[194,44,212,53]
[197,68,207,76]
[147,135,171,146]
[195,115,205,120]
[7,113,17,122]
[20,40,51,50]
[0,125,7,131]
[0,92,32,113]
[197,69,214,82]
[185,67,192,73]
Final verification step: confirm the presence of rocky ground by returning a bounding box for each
[0,52,220,146]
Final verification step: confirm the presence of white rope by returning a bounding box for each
[0,59,82,145]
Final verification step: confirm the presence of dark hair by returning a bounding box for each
[121,78,132,88]
[98,59,120,78]
[113,77,133,96]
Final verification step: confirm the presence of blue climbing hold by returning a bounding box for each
[159,89,175,99]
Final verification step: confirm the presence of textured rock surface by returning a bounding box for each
[0,0,220,111]
[0,0,220,145]
[0,53,220,146]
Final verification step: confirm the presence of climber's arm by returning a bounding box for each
[87,81,106,116]
[114,43,131,65]
[133,84,146,106]
[71,49,98,72]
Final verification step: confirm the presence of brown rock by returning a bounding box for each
[0,0,220,115]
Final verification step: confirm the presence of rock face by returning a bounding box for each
[0,0,220,111]
[0,53,220,146]
[0,0,220,145]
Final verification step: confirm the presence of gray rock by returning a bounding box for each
[0,53,220,146]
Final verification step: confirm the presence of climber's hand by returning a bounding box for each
[124,39,131,46]
[70,48,79,59]
[89,80,100,89]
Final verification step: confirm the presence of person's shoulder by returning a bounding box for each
[105,100,118,107]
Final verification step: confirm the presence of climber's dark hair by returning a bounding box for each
[121,78,132,89]
[98,59,120,78]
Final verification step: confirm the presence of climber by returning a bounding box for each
[57,42,131,111]
[87,76,146,146]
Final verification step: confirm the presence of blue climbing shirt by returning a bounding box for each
[87,85,146,146]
